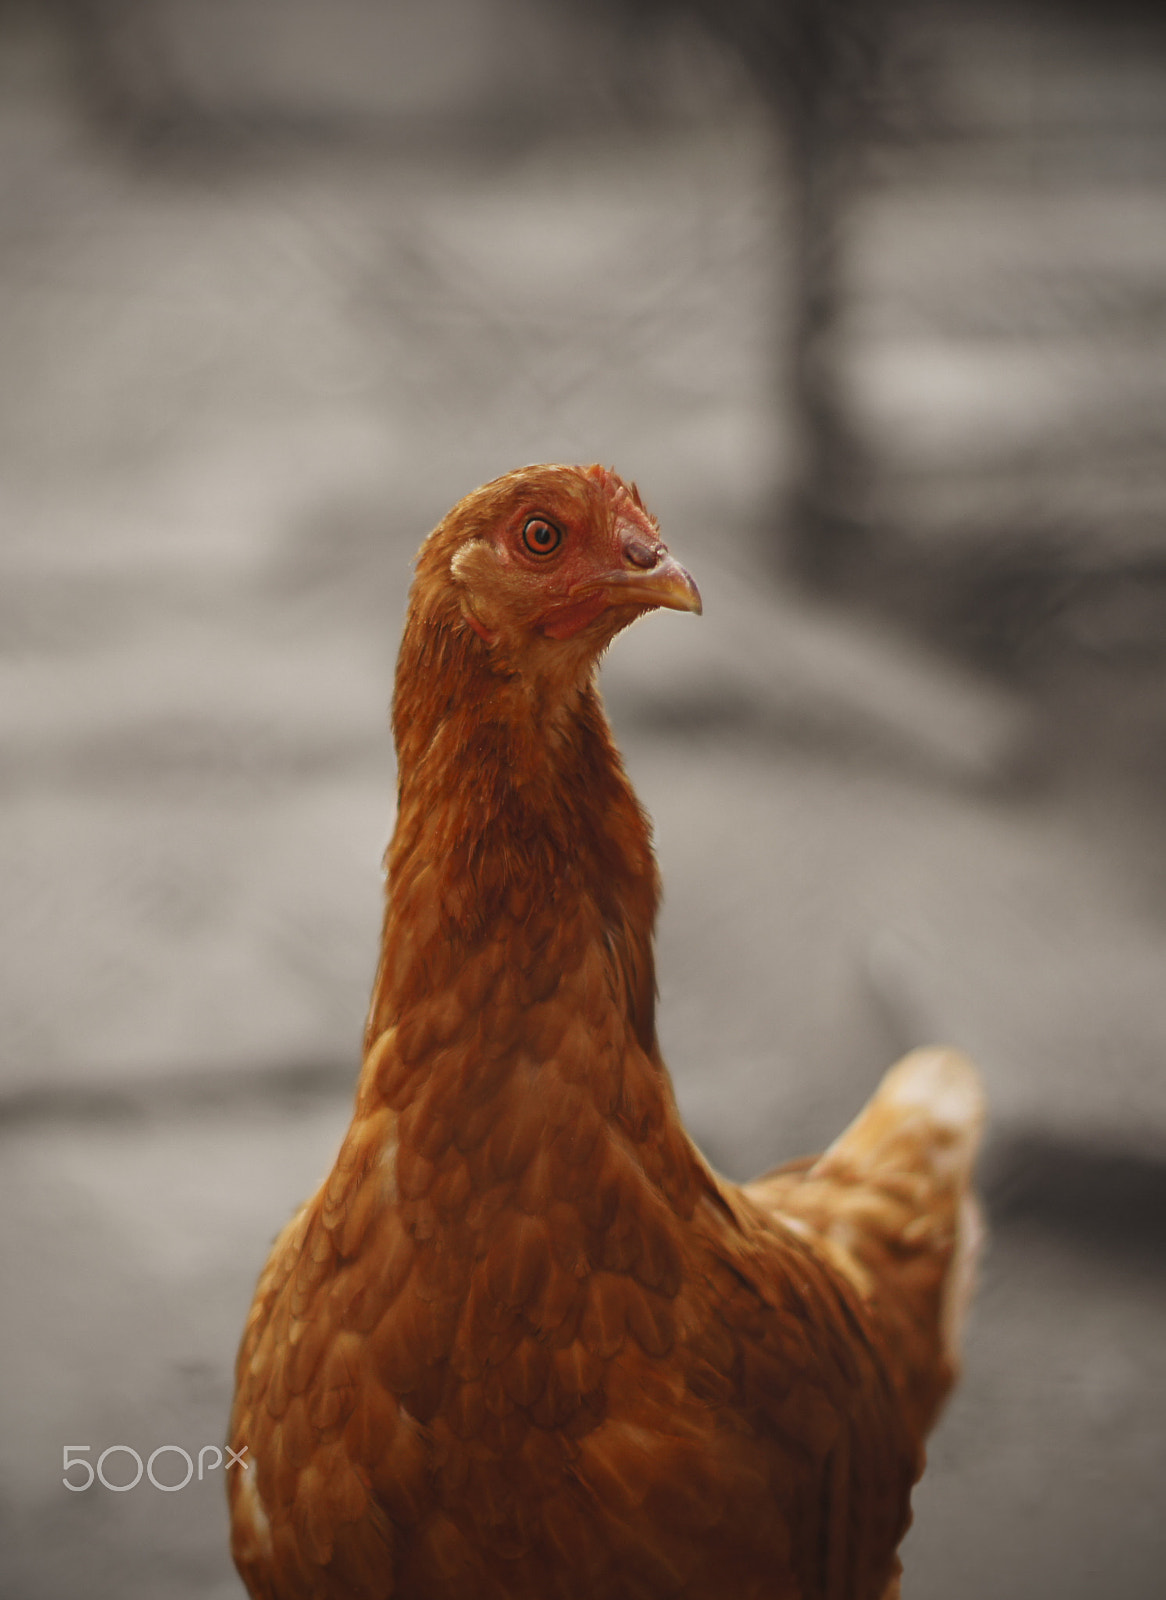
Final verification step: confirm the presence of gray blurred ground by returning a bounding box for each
[1,3,1165,1597]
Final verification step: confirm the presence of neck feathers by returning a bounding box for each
[367,608,661,1063]
[358,605,701,1221]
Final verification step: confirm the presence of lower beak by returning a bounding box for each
[572,551,703,616]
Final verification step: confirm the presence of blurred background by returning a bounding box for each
[1,0,1164,1594]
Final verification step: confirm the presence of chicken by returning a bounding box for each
[228,463,986,1600]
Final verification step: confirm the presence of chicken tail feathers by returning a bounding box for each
[747,1047,987,1442]
[829,1047,986,1365]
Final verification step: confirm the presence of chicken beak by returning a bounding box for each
[571,543,703,616]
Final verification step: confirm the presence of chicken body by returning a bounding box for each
[229,465,985,1600]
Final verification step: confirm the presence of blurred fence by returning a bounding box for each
[50,0,1166,684]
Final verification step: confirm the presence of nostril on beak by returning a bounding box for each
[624,536,660,571]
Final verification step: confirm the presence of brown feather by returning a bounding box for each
[229,464,985,1600]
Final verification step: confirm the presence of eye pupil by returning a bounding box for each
[522,518,562,556]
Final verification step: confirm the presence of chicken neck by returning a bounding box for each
[358,613,703,1219]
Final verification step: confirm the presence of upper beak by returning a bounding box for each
[570,540,703,616]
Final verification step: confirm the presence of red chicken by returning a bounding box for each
[229,463,985,1600]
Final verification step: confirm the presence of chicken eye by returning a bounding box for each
[522,517,563,557]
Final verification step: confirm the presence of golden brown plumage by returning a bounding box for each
[228,463,985,1600]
